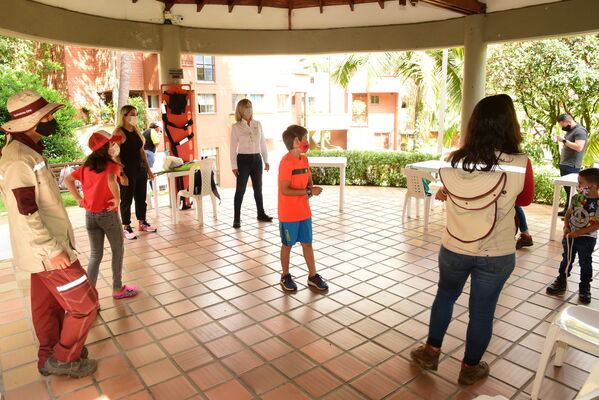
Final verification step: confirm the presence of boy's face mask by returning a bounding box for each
[299,141,310,153]
[577,185,591,196]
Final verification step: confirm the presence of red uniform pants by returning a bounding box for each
[30,260,99,367]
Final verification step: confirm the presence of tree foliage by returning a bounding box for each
[0,36,84,163]
[487,35,599,167]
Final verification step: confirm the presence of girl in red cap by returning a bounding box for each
[64,130,138,299]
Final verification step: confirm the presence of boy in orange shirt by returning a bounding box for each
[278,125,328,292]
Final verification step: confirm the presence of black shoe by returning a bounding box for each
[38,346,89,376]
[579,283,591,304]
[547,275,568,296]
[233,220,241,229]
[257,214,273,222]
[557,210,566,217]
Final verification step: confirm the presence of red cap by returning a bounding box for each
[88,130,119,151]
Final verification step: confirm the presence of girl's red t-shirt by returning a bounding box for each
[71,161,121,213]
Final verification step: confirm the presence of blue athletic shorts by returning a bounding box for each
[280,218,312,246]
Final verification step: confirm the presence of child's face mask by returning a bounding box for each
[299,141,310,153]
[108,143,120,157]
[577,185,591,196]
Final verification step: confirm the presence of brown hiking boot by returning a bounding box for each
[458,361,490,385]
[44,355,97,378]
[38,346,89,376]
[410,344,441,371]
[516,233,533,249]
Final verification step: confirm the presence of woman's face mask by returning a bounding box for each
[126,115,138,126]
[108,143,120,158]
[243,108,253,118]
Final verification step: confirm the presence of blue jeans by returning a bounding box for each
[427,246,515,366]
[145,150,155,168]
[560,165,580,210]
[559,236,596,284]
[515,206,528,232]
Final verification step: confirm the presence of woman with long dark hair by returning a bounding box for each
[410,94,534,385]
[113,105,157,240]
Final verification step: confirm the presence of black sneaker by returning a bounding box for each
[547,275,567,296]
[39,346,89,376]
[308,274,329,291]
[44,355,97,378]
[579,283,591,304]
[257,214,273,222]
[233,220,241,229]
[280,274,297,292]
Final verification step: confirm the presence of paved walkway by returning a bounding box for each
[0,185,596,400]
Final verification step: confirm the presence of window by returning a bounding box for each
[147,94,159,109]
[249,94,264,111]
[232,94,246,112]
[197,94,216,114]
[195,55,215,82]
[201,147,220,185]
[277,94,290,111]
[308,96,316,113]
[310,76,315,84]
[370,95,380,104]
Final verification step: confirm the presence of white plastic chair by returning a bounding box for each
[401,168,440,231]
[531,305,599,400]
[177,158,218,225]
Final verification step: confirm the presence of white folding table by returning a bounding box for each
[549,173,578,241]
[308,156,347,212]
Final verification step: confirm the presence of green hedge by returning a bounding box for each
[307,150,439,188]
[307,150,566,206]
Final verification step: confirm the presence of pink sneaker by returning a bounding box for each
[138,221,157,232]
[112,284,139,299]
[123,226,137,240]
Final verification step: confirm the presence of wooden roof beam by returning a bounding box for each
[378,0,385,9]
[348,0,354,11]
[195,0,205,12]
[319,0,323,13]
[228,0,235,12]
[421,0,485,14]
[399,0,406,5]
[164,0,175,11]
[257,0,263,13]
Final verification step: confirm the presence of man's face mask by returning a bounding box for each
[561,124,572,132]
[299,141,310,153]
[36,119,58,137]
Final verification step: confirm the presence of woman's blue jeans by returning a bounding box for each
[515,206,528,232]
[427,246,515,365]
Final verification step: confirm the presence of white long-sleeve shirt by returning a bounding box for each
[230,119,269,169]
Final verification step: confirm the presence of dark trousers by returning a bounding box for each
[234,154,265,221]
[86,210,124,290]
[559,236,596,284]
[31,260,99,367]
[515,206,528,232]
[120,169,147,225]
[560,165,580,210]
[427,246,515,366]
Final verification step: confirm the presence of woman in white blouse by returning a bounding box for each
[230,99,272,229]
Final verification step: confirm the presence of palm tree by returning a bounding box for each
[331,49,464,149]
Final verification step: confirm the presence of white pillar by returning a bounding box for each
[437,48,448,155]
[160,25,182,85]
[460,14,487,145]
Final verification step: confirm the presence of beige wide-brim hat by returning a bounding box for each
[1,90,65,134]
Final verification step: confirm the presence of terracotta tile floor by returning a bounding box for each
[0,185,597,400]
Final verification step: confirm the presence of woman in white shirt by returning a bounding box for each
[230,99,272,229]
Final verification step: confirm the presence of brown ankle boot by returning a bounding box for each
[458,361,489,385]
[410,344,441,371]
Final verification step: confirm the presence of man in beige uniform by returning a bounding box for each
[0,90,98,377]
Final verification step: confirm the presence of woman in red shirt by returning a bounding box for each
[65,130,138,299]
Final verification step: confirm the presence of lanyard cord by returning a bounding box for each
[565,235,575,276]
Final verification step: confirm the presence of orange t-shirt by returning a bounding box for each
[278,153,311,223]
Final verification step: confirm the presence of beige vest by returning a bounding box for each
[440,153,529,257]
[0,140,77,272]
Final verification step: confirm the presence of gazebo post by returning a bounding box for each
[160,25,182,84]
[460,14,487,145]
